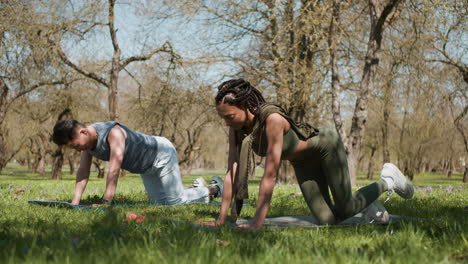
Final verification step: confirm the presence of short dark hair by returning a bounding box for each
[215,79,266,115]
[52,119,85,145]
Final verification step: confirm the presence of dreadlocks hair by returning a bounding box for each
[215,79,266,115]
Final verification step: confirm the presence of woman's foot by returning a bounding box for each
[361,200,390,223]
[380,163,414,200]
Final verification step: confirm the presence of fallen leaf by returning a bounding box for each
[135,216,146,223]
[216,239,231,247]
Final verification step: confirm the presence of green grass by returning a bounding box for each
[0,164,467,263]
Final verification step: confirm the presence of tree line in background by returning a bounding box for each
[0,0,466,183]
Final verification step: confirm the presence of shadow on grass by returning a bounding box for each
[0,206,285,261]
[0,175,77,182]
[1,195,467,262]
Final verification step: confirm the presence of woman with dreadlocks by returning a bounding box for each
[201,79,414,230]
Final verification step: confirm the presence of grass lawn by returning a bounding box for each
[0,164,467,263]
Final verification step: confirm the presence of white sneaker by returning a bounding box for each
[380,163,414,200]
[192,177,206,188]
[361,200,390,224]
[209,176,223,198]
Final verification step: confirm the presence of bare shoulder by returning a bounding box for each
[108,125,126,141]
[265,113,289,130]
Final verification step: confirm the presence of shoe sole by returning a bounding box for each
[382,163,414,199]
[209,176,223,198]
[362,200,389,223]
[192,177,206,188]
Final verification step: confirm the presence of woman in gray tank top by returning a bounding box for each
[52,119,223,206]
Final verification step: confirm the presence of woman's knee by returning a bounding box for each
[334,201,357,219]
[315,213,336,225]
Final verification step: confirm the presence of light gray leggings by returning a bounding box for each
[140,136,209,205]
[292,128,388,224]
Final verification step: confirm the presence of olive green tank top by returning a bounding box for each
[234,104,319,200]
[251,127,300,159]
[230,103,319,221]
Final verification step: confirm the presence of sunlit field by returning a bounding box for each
[0,164,467,263]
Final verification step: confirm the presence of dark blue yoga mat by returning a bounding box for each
[28,200,105,211]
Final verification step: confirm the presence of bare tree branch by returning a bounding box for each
[120,41,176,69]
[202,4,264,35]
[373,0,404,48]
[426,57,468,84]
[108,0,120,54]
[56,43,109,87]
[12,80,64,102]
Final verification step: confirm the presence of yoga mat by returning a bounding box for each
[184,213,421,230]
[28,199,237,209]
[28,200,106,211]
[28,200,419,229]
[233,214,420,229]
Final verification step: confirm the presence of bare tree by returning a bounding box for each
[448,92,467,182]
[0,80,64,171]
[0,1,68,171]
[54,0,177,121]
[424,0,467,182]
[329,0,405,185]
[50,108,73,180]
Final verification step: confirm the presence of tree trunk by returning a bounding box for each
[382,90,391,163]
[0,80,9,172]
[51,109,72,179]
[32,156,39,173]
[26,153,32,171]
[446,157,452,178]
[0,135,7,172]
[346,150,358,186]
[404,159,414,181]
[463,166,467,183]
[93,159,105,178]
[347,0,404,186]
[51,147,63,180]
[109,0,121,121]
[329,0,348,147]
[185,160,192,178]
[367,146,377,179]
[38,155,46,177]
[68,154,75,175]
[279,162,295,184]
[450,103,467,182]
[108,76,119,121]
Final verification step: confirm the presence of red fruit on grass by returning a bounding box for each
[135,216,146,223]
[126,213,137,221]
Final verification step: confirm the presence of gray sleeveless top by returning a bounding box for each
[87,122,158,174]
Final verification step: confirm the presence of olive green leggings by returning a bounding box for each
[292,128,388,224]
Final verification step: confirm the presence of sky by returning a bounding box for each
[61,1,249,87]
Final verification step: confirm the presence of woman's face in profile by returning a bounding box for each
[216,103,248,130]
